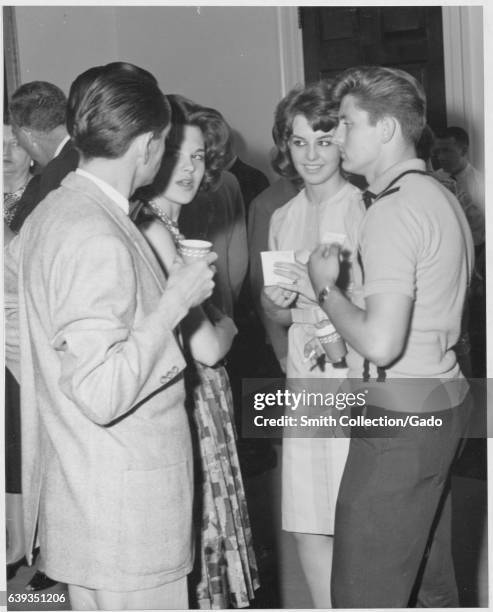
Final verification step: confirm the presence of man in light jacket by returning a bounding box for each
[5,63,216,610]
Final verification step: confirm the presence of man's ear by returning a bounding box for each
[23,127,38,150]
[380,116,397,144]
[133,132,155,164]
[458,140,469,157]
[144,133,156,164]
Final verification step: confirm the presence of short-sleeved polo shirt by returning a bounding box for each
[348,159,474,394]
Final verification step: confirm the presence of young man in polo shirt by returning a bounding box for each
[307,66,474,608]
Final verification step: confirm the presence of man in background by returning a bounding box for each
[433,126,484,216]
[9,80,79,232]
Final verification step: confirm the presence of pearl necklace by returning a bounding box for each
[147,200,184,246]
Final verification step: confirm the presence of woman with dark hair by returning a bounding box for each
[261,81,364,607]
[134,95,259,609]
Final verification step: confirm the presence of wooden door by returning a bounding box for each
[300,6,446,130]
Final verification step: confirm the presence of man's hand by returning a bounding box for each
[273,261,317,302]
[308,243,341,296]
[167,252,217,309]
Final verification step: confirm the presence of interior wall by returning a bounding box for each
[13,5,286,181]
[15,6,119,89]
[12,5,485,179]
[113,6,284,180]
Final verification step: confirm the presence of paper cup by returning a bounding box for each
[178,239,212,263]
[315,323,347,363]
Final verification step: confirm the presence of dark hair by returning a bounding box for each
[66,63,159,138]
[271,81,338,180]
[332,66,426,144]
[9,81,67,132]
[137,94,231,200]
[434,126,469,151]
[416,124,436,162]
[69,64,170,159]
[66,66,105,137]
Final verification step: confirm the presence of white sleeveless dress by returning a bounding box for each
[268,182,364,534]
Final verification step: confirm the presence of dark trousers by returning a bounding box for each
[331,395,472,608]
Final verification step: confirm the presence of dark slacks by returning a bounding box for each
[331,395,472,608]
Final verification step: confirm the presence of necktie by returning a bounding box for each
[362,189,377,210]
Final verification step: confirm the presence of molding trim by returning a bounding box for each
[442,6,484,170]
[442,7,467,125]
[3,7,22,99]
[276,6,304,96]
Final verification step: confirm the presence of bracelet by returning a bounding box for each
[317,285,336,306]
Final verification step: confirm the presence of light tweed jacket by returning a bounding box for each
[5,172,194,591]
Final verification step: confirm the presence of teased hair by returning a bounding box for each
[137,94,232,200]
[271,80,338,180]
[416,124,436,162]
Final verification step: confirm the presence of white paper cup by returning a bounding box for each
[178,239,212,263]
[315,323,347,362]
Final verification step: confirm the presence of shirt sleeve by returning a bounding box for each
[268,208,283,251]
[360,198,419,299]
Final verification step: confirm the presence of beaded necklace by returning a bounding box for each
[147,199,185,246]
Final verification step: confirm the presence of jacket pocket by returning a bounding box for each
[119,461,193,576]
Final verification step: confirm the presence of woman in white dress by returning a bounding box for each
[261,81,364,607]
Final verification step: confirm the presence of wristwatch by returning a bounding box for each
[318,285,335,306]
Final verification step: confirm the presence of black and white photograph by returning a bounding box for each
[2,2,489,610]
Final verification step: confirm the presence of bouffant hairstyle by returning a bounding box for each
[69,63,170,159]
[332,65,426,145]
[9,81,67,132]
[271,80,338,180]
[415,124,436,162]
[137,95,232,201]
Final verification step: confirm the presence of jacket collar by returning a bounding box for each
[60,172,168,290]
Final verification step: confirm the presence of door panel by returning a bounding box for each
[301,6,446,129]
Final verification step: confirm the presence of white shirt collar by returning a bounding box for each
[75,168,129,215]
[53,134,71,159]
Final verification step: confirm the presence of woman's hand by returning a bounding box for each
[262,285,297,308]
[273,260,317,302]
[260,286,296,326]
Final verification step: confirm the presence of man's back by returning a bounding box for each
[5,171,193,590]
